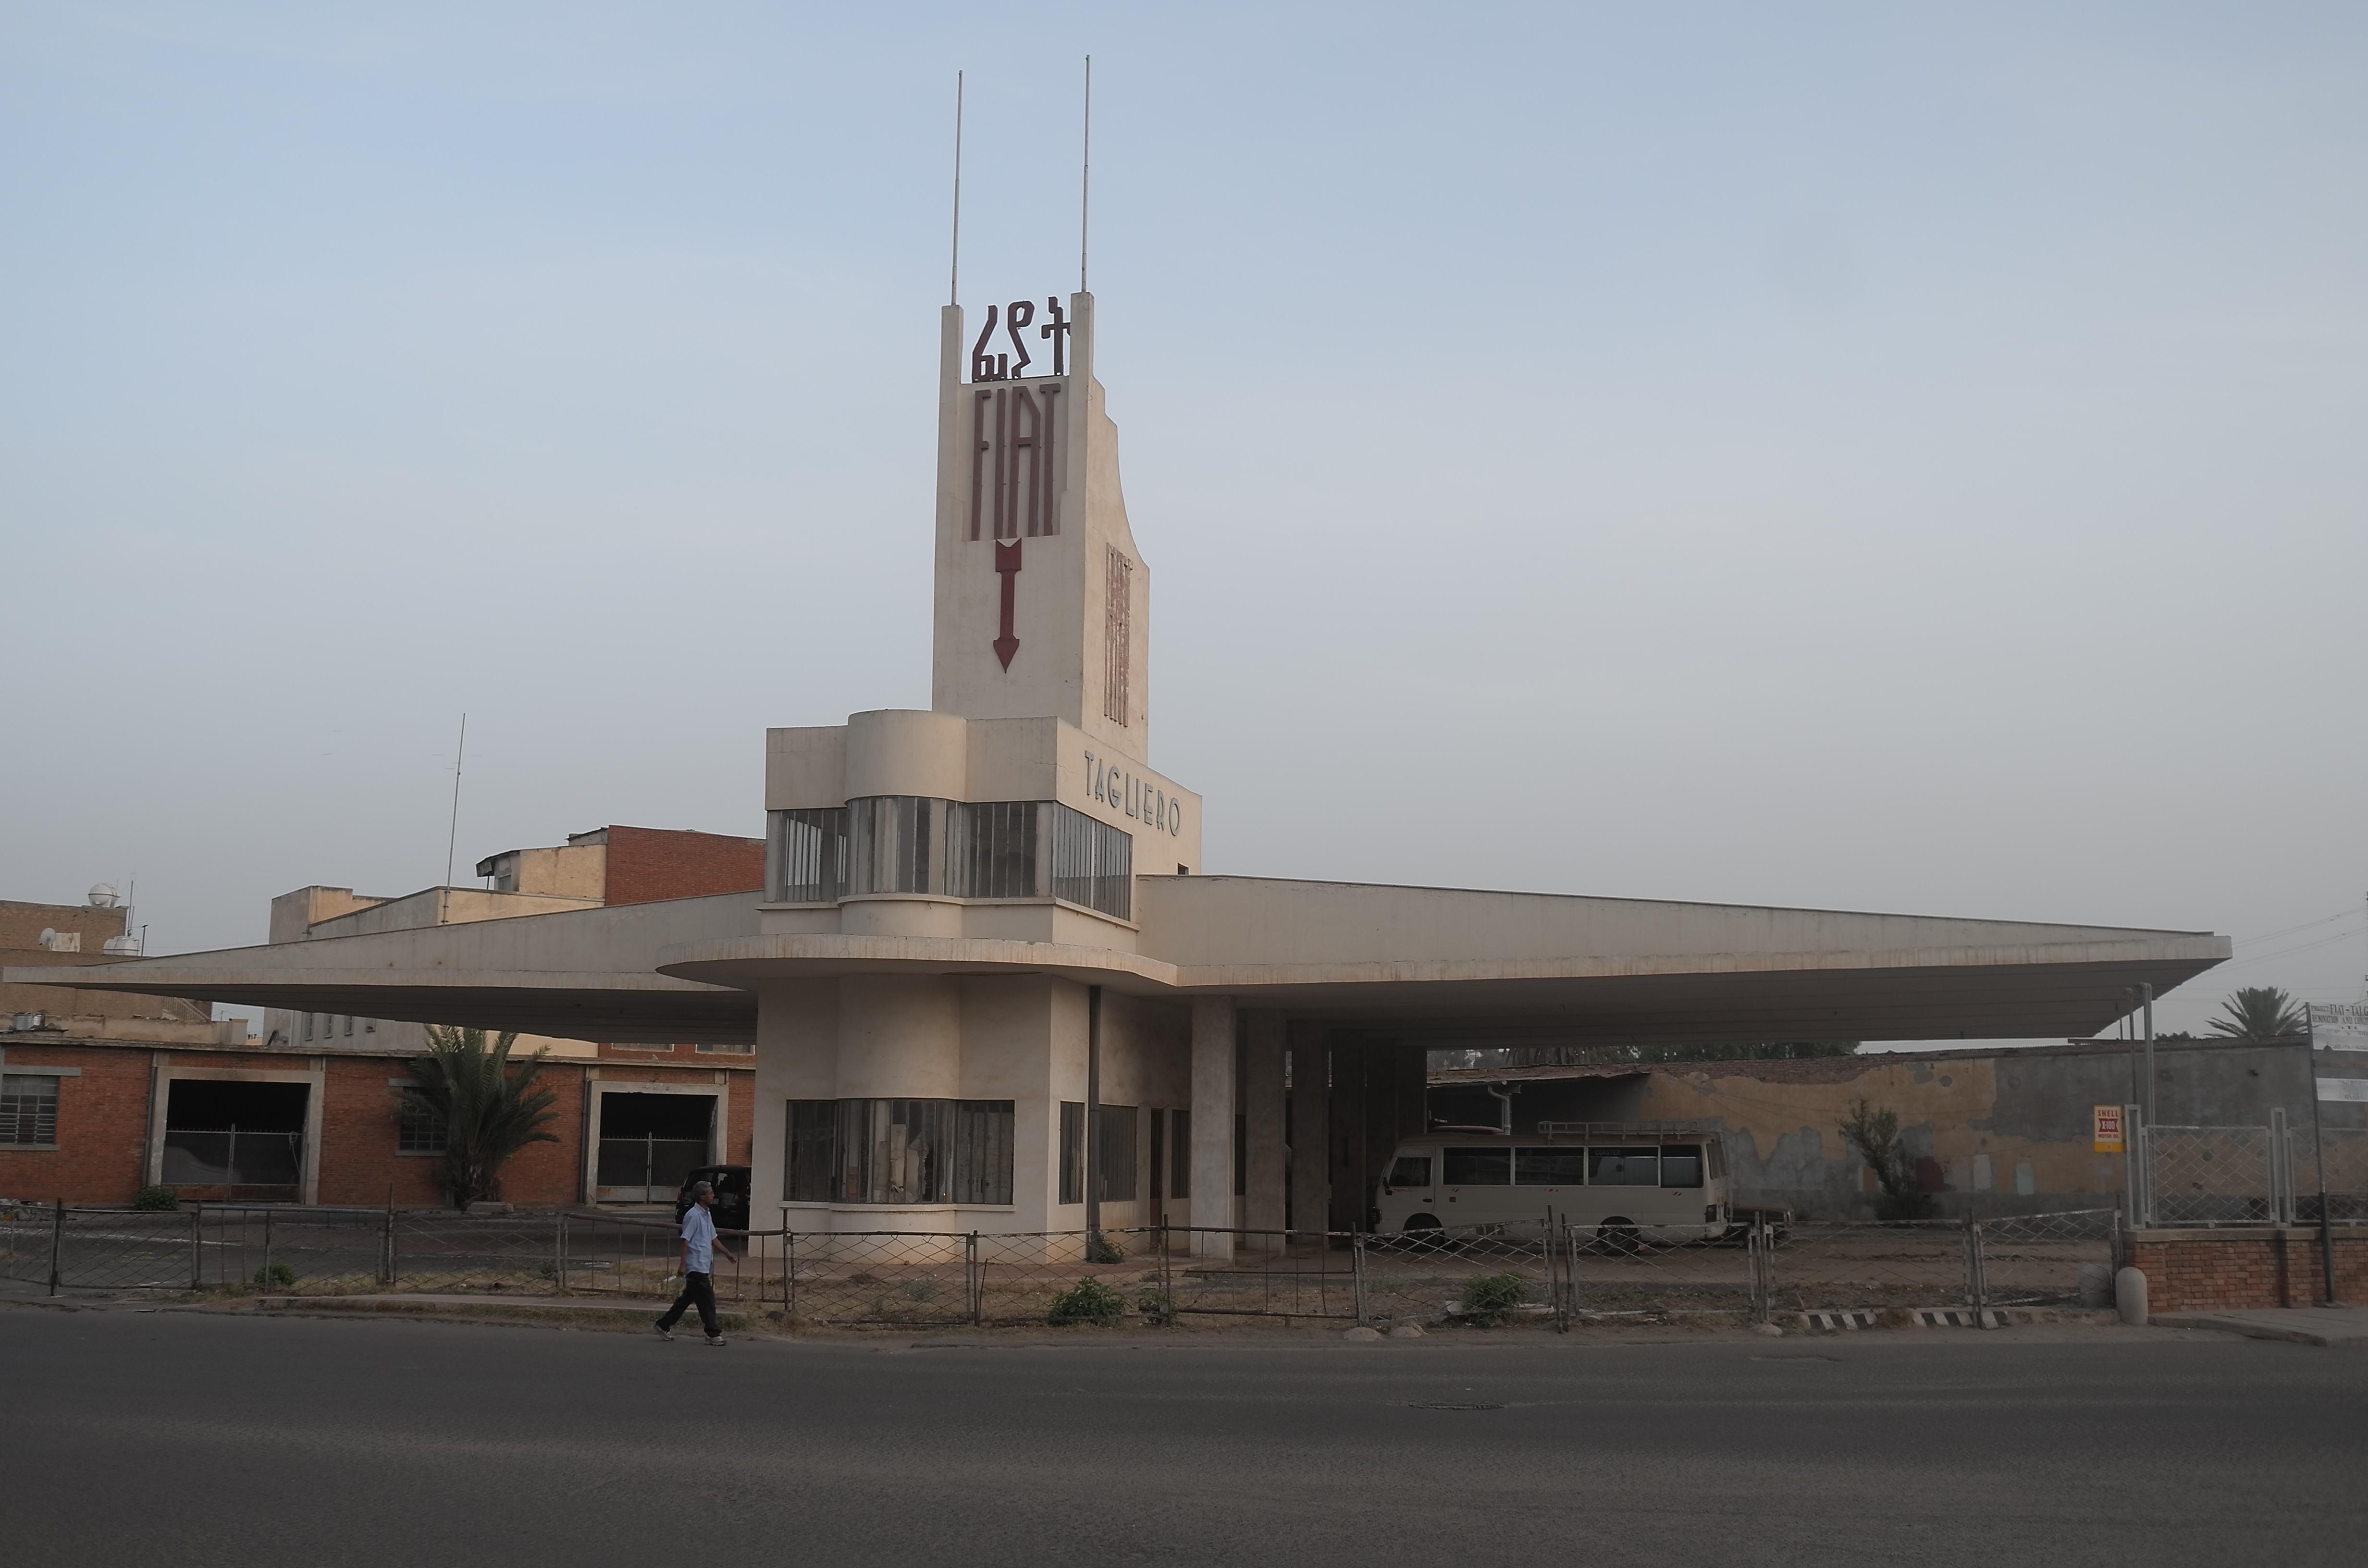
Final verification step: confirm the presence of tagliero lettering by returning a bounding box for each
[1082,751,1183,836]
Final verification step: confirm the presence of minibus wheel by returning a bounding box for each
[1597,1221,1641,1256]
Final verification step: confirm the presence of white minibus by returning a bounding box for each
[1372,1123,1731,1245]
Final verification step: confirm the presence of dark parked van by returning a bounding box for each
[673,1164,752,1235]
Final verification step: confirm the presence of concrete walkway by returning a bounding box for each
[2153,1307,2368,1347]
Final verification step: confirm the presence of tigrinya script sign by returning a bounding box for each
[2309,1002,2368,1052]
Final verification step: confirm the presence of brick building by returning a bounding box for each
[0,1031,752,1208]
[0,826,765,1209]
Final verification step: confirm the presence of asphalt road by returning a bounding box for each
[5,1307,2361,1567]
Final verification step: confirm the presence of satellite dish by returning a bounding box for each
[38,928,55,947]
[88,883,120,908]
[103,934,142,956]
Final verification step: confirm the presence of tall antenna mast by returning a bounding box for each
[950,70,964,307]
[443,713,467,888]
[1079,55,1092,293]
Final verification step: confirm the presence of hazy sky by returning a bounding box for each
[4,3,2363,1041]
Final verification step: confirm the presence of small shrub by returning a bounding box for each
[1047,1278,1128,1325]
[1459,1272,1527,1326]
[848,1273,882,1285]
[903,1276,938,1303]
[1135,1288,1175,1325]
[132,1185,180,1212]
[253,1262,297,1289]
[1087,1235,1126,1264]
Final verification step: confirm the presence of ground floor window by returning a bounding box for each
[1095,1104,1138,1202]
[786,1098,1014,1205]
[1169,1108,1190,1199]
[1,1074,59,1145]
[1059,1101,1085,1204]
[397,1098,446,1153]
[595,1092,715,1200]
[160,1079,308,1198]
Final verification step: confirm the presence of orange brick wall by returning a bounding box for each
[2129,1230,2368,1311]
[3,1042,751,1209]
[0,1044,155,1204]
[601,826,764,906]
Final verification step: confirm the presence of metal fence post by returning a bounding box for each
[2268,1109,2290,1224]
[1749,1214,1771,1325]
[1351,1232,1370,1326]
[554,1210,568,1296]
[261,1209,274,1292]
[1964,1218,1988,1313]
[967,1231,983,1326]
[2126,1104,2149,1229]
[47,1198,64,1297]
[189,1202,203,1292]
[1550,1222,1570,1334]
[783,1229,796,1319]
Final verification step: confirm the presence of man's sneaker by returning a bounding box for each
[705,1334,727,1347]
[653,1322,674,1341]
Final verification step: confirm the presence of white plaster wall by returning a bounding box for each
[764,726,848,811]
[833,975,961,1100]
[844,709,969,801]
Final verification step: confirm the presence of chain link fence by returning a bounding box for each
[2,1202,2122,1328]
[2145,1125,2279,1226]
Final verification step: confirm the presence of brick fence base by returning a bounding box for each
[2125,1227,2366,1311]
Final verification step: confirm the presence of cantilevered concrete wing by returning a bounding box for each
[9,877,2227,1045]
[1139,877,2229,1042]
[5,893,765,1045]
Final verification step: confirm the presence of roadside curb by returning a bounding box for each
[2150,1311,2368,1348]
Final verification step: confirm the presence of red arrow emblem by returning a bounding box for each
[993,538,1022,668]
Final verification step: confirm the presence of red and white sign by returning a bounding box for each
[2093,1105,2125,1153]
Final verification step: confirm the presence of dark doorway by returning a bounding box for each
[594,1092,715,1203]
[161,1078,309,1201]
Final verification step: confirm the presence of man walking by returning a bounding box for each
[654,1178,737,1345]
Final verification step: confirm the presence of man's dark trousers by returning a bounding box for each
[658,1271,719,1337]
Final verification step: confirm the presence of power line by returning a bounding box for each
[2234,907,2365,946]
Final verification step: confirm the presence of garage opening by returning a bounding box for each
[161,1079,309,1201]
[595,1091,716,1203]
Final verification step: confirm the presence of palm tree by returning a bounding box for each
[2207,986,2308,1042]
[395,1027,559,1210]
[1838,1098,1935,1221]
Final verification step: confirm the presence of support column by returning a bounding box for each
[1189,996,1236,1262]
[1242,1012,1288,1253]
[1288,1023,1331,1244]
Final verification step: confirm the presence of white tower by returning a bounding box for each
[929,293,1153,763]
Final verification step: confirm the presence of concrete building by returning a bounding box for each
[12,291,2232,1251]
[0,829,765,1208]
[2,891,228,1043]
[260,823,764,1060]
[1429,1035,2359,1220]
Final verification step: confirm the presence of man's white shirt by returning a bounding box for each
[680,1204,716,1274]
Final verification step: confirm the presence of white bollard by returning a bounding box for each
[2115,1265,2149,1326]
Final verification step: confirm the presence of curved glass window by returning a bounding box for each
[770,809,849,903]
[1052,804,1131,919]
[785,1098,1014,1205]
[771,798,1132,919]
